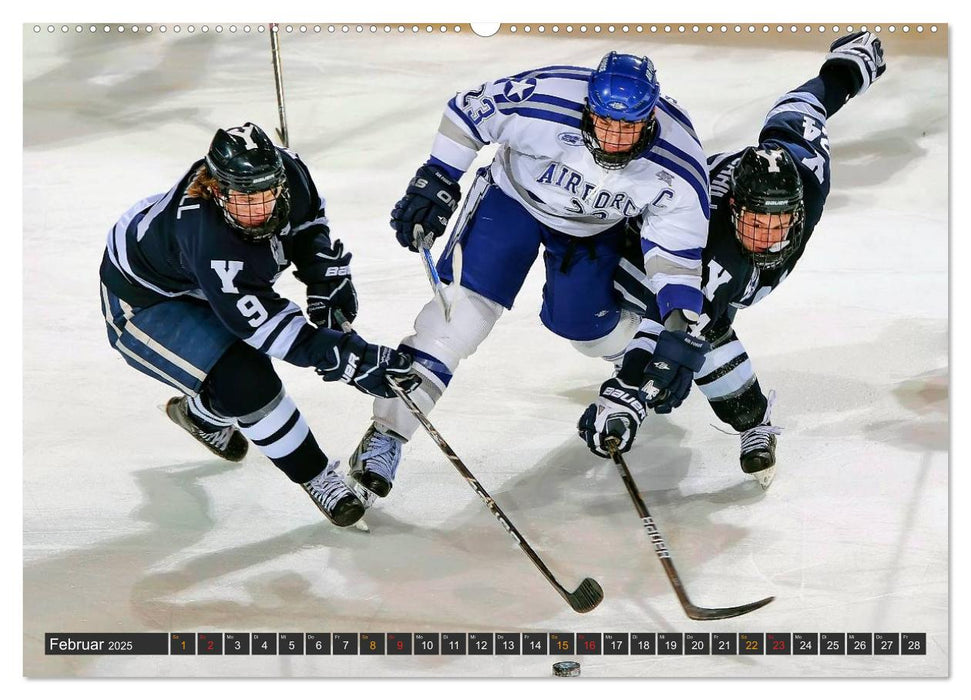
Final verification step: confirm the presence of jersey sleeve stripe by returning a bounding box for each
[291,211,329,233]
[656,99,701,146]
[512,66,592,81]
[765,99,827,123]
[770,90,826,115]
[446,97,490,145]
[496,92,585,112]
[494,106,582,129]
[654,282,704,318]
[431,132,479,174]
[655,139,710,191]
[438,112,486,150]
[244,303,305,355]
[264,315,309,359]
[641,239,704,260]
[135,183,180,242]
[644,152,711,218]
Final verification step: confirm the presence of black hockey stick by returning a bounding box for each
[605,439,774,620]
[269,24,289,148]
[388,377,604,614]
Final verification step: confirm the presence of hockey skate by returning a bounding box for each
[165,396,248,462]
[739,391,782,490]
[302,461,367,527]
[348,423,403,505]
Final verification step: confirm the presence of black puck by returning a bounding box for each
[552,660,581,677]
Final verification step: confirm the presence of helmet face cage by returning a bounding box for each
[581,107,656,169]
[582,52,660,170]
[728,146,805,270]
[205,123,291,242]
[730,198,806,270]
[211,180,291,242]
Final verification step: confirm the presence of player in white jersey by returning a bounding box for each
[347,53,713,504]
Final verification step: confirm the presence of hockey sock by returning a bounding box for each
[185,393,233,430]
[204,342,328,483]
[709,381,769,433]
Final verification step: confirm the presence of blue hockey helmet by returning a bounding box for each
[205,122,291,241]
[582,53,661,169]
[587,52,661,121]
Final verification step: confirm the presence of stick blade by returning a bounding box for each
[685,595,775,621]
[565,577,604,613]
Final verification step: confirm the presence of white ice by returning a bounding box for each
[22,26,948,678]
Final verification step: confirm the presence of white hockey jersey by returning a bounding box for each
[429,64,710,318]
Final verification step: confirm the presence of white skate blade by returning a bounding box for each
[353,519,371,533]
[752,465,776,491]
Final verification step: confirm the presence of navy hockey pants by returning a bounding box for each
[100,283,237,396]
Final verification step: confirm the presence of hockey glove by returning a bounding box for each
[578,378,648,459]
[315,333,419,399]
[641,330,710,414]
[293,239,359,330]
[391,163,461,252]
[823,31,886,97]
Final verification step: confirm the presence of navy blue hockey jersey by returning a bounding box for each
[691,84,833,338]
[100,148,345,368]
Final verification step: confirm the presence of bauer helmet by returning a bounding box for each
[205,122,291,241]
[582,52,661,169]
[729,146,806,270]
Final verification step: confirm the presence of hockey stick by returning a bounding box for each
[269,24,290,148]
[416,232,451,322]
[387,377,603,613]
[605,438,774,620]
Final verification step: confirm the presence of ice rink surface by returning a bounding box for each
[22,25,948,678]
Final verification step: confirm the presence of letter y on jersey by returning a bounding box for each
[211,260,245,293]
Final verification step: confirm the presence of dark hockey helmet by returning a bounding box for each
[205,122,291,241]
[729,146,806,270]
[581,52,660,169]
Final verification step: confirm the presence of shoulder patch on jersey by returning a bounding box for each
[558,131,584,146]
[501,78,537,103]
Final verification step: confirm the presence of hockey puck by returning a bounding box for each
[552,660,581,677]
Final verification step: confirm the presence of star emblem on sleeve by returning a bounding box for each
[502,77,537,102]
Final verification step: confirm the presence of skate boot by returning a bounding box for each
[739,390,782,490]
[165,396,248,462]
[348,423,403,504]
[302,460,366,527]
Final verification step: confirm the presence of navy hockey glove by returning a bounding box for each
[391,164,461,251]
[578,378,648,459]
[293,240,359,331]
[642,330,710,414]
[315,333,419,399]
[823,31,886,96]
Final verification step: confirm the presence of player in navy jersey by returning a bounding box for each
[347,52,713,506]
[579,32,886,490]
[99,122,416,527]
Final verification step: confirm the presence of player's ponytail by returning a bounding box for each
[186,165,219,201]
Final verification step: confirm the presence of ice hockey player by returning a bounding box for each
[348,53,712,506]
[578,32,887,490]
[99,122,416,527]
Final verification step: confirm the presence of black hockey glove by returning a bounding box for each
[823,31,886,97]
[578,378,648,458]
[315,333,419,399]
[641,330,710,414]
[293,239,359,331]
[391,163,461,252]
